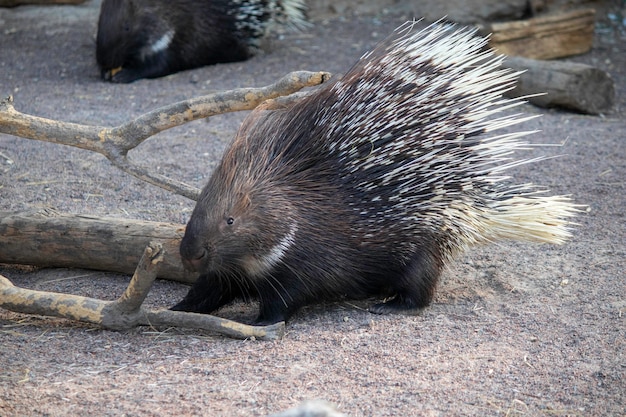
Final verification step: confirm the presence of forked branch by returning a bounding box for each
[0,242,285,340]
[0,70,331,199]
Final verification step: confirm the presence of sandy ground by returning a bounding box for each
[0,1,624,416]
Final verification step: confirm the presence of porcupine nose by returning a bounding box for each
[179,243,208,272]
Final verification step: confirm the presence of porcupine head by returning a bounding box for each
[173,21,581,325]
[96,0,308,83]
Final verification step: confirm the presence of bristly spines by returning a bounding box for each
[299,21,580,258]
[230,0,308,43]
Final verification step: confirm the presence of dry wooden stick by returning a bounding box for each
[0,70,331,200]
[0,242,285,340]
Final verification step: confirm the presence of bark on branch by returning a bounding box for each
[0,70,331,200]
[0,242,285,340]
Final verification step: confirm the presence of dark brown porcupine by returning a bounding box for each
[171,22,580,325]
[96,0,307,83]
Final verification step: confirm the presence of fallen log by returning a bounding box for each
[503,56,615,114]
[0,209,193,282]
[484,8,596,59]
[0,242,285,340]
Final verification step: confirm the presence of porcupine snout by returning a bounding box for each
[179,234,209,272]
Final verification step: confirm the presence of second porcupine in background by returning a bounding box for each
[96,0,308,83]
[171,22,582,325]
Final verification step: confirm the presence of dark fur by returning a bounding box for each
[96,0,262,83]
[171,95,445,325]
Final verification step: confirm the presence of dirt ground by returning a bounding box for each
[0,1,624,416]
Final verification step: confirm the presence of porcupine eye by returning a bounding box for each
[226,217,235,225]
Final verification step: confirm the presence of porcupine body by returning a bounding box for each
[96,0,307,83]
[171,22,580,325]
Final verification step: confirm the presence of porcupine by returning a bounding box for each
[171,22,580,325]
[96,0,307,83]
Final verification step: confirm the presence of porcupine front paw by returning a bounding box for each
[169,273,236,314]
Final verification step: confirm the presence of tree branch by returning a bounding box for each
[0,242,285,340]
[0,70,331,199]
